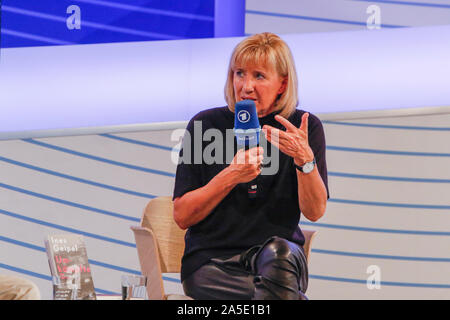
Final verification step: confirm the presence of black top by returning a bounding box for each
[173,106,329,282]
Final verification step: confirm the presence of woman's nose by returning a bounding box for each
[243,78,254,93]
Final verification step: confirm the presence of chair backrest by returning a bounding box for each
[301,229,317,263]
[140,196,186,273]
[130,225,165,299]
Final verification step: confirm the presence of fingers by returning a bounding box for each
[262,125,290,146]
[261,125,280,142]
[262,121,308,159]
[233,147,264,165]
[299,112,309,135]
[248,146,264,157]
[263,113,309,141]
[231,147,264,183]
[247,147,264,166]
[258,113,311,165]
[262,126,294,157]
[274,114,297,132]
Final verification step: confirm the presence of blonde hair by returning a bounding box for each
[224,32,299,119]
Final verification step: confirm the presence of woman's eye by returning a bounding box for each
[236,70,244,77]
[256,73,264,79]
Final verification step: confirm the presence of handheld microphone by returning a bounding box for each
[233,100,261,199]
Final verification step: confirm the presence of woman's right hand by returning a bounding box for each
[228,147,264,184]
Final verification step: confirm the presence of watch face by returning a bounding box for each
[303,162,314,173]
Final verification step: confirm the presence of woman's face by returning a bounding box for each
[233,62,287,117]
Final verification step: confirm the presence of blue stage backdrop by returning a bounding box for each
[1,0,245,48]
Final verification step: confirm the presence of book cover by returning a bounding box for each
[45,233,96,300]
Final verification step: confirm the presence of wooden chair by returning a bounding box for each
[130,196,191,300]
[131,196,317,300]
[302,229,318,264]
[298,228,317,300]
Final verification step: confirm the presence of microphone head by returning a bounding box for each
[234,100,261,147]
[234,100,260,130]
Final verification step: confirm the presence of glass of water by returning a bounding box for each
[121,274,147,300]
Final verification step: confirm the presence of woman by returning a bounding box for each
[173,32,329,300]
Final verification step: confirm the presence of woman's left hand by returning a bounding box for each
[262,113,314,166]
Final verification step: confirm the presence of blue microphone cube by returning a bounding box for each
[234,100,261,148]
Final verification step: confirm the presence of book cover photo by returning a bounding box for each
[45,233,96,300]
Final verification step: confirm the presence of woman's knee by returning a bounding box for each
[257,237,300,263]
[251,237,307,299]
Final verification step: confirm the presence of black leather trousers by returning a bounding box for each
[182,236,308,300]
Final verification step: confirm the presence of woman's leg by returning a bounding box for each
[183,237,308,300]
[251,237,308,300]
[182,254,254,300]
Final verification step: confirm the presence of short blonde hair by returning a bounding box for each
[224,32,299,119]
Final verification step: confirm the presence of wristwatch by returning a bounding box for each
[294,158,316,174]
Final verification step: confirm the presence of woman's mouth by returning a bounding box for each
[241,97,256,101]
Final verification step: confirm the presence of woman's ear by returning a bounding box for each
[278,76,288,94]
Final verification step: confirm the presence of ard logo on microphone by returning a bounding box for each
[237,110,251,123]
